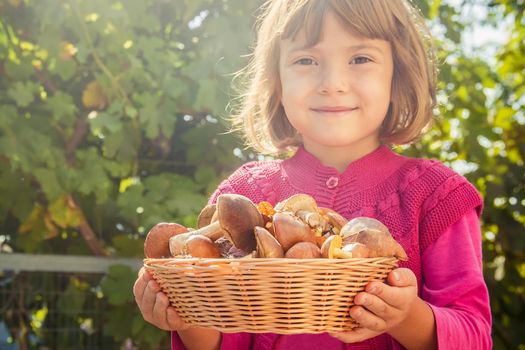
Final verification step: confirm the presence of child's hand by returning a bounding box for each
[133,268,190,331]
[330,268,418,343]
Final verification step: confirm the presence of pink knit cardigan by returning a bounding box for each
[171,145,492,349]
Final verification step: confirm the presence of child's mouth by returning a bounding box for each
[310,106,357,115]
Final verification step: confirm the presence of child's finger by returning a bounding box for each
[365,283,407,310]
[152,292,171,330]
[133,274,147,302]
[330,324,382,343]
[354,291,392,321]
[386,268,417,288]
[139,280,161,323]
[167,307,188,331]
[349,305,387,333]
[364,276,416,309]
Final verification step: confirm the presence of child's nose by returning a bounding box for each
[318,64,349,94]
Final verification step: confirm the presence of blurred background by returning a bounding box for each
[0,0,523,349]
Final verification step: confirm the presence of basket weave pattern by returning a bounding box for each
[145,257,398,334]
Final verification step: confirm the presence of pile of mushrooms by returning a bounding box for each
[143,193,408,261]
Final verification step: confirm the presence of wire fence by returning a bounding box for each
[0,254,148,350]
[1,271,109,349]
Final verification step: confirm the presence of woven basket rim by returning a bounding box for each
[144,256,399,264]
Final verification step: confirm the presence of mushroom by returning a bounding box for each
[285,241,321,259]
[257,201,276,228]
[185,235,221,258]
[254,226,284,258]
[318,207,348,234]
[340,217,408,260]
[169,194,263,256]
[197,204,217,229]
[320,235,369,259]
[214,237,234,257]
[272,211,317,251]
[144,222,189,258]
[274,194,326,229]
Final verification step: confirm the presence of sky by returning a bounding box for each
[449,0,513,60]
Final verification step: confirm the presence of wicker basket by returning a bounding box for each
[144,257,398,334]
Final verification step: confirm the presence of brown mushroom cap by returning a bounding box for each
[185,235,221,258]
[254,226,284,258]
[285,241,321,258]
[144,222,189,258]
[340,217,408,260]
[197,204,217,229]
[272,211,316,251]
[169,194,262,256]
[216,194,262,252]
[275,193,317,212]
[340,217,388,238]
[169,221,222,256]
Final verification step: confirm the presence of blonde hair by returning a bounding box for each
[231,0,437,155]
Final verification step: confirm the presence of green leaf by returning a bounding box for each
[88,111,123,133]
[7,81,37,107]
[100,264,137,306]
[33,167,64,200]
[75,148,112,202]
[140,105,161,139]
[135,92,162,139]
[102,306,140,341]
[56,59,77,81]
[194,79,217,112]
[112,234,144,258]
[4,58,34,80]
[194,164,217,187]
[162,75,187,99]
[0,167,34,221]
[48,195,84,228]
[47,91,77,123]
[57,277,89,314]
[0,105,17,129]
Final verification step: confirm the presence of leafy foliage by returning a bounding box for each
[0,0,523,348]
[0,0,258,347]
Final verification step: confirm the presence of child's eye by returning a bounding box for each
[295,58,317,65]
[350,56,372,64]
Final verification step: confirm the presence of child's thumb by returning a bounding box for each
[387,268,417,287]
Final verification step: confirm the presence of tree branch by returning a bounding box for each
[65,118,107,256]
[71,194,107,257]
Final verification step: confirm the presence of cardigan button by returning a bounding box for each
[325,176,339,189]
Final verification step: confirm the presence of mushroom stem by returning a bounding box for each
[169,221,222,256]
[321,235,371,259]
[332,248,355,259]
[296,209,321,227]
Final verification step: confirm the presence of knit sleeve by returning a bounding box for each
[207,179,236,205]
[420,210,492,350]
[418,162,483,253]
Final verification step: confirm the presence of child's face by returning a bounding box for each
[279,12,393,163]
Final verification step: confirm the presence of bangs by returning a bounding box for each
[281,0,407,46]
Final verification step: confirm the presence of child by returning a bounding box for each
[133,0,492,349]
